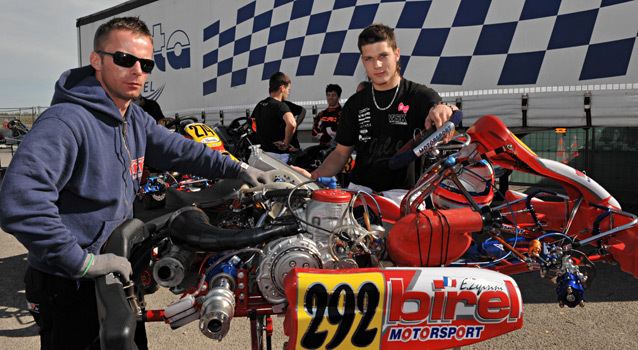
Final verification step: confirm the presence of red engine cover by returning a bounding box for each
[387,208,484,266]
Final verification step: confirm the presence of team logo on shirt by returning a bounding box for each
[358,108,371,127]
[388,114,407,125]
[130,157,145,180]
[358,107,372,142]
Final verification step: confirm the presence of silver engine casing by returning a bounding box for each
[256,234,324,305]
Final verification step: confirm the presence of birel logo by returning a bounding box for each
[144,23,192,99]
[385,276,521,342]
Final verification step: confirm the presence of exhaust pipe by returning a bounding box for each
[168,206,298,251]
[153,245,196,288]
[199,275,235,340]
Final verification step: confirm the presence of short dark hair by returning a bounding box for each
[325,84,342,97]
[357,23,401,74]
[357,23,397,52]
[94,17,152,51]
[269,72,291,93]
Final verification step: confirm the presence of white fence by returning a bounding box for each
[0,107,48,126]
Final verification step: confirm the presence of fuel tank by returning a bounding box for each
[387,208,484,266]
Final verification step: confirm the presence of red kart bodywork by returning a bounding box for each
[283,267,523,350]
[385,115,638,278]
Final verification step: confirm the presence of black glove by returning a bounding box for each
[78,253,132,281]
[238,163,270,187]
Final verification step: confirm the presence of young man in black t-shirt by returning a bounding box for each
[284,100,306,149]
[296,24,458,204]
[132,95,165,122]
[251,72,297,163]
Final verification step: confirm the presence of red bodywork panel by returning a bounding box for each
[283,267,523,350]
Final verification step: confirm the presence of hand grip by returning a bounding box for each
[388,110,462,170]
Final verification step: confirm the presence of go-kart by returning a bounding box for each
[138,116,239,209]
[96,114,637,350]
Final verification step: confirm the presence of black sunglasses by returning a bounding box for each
[97,50,155,73]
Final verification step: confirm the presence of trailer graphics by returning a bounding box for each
[77,0,638,126]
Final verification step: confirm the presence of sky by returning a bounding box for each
[0,0,124,108]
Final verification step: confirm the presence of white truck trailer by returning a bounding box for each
[77,0,638,130]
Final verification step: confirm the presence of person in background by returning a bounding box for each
[0,16,268,350]
[132,94,165,122]
[250,71,297,163]
[312,84,342,145]
[284,100,306,149]
[295,23,459,205]
[356,80,370,93]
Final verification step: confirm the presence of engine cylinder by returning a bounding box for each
[305,189,352,239]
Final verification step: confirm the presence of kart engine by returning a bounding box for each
[155,186,387,340]
[257,188,386,305]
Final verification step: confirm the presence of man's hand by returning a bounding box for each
[425,103,453,130]
[272,141,289,151]
[239,164,271,187]
[80,253,132,281]
[290,165,312,178]
[425,103,456,142]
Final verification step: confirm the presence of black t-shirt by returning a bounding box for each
[335,78,440,191]
[313,104,342,145]
[284,100,305,149]
[251,97,292,153]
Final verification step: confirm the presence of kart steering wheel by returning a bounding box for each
[227,116,252,137]
[164,116,199,131]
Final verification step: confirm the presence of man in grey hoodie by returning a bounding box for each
[0,17,268,349]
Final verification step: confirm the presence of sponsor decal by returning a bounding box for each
[387,325,484,341]
[358,108,372,142]
[359,134,372,142]
[388,114,407,125]
[415,123,454,156]
[201,137,220,144]
[130,157,145,180]
[286,268,523,350]
[575,169,592,182]
[358,108,372,128]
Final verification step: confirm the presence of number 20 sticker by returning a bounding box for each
[296,272,385,350]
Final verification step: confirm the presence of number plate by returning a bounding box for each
[295,271,384,350]
[283,267,523,350]
[185,123,221,146]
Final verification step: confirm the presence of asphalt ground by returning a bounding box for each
[1,148,638,349]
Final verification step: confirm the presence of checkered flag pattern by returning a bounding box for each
[200,0,637,97]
